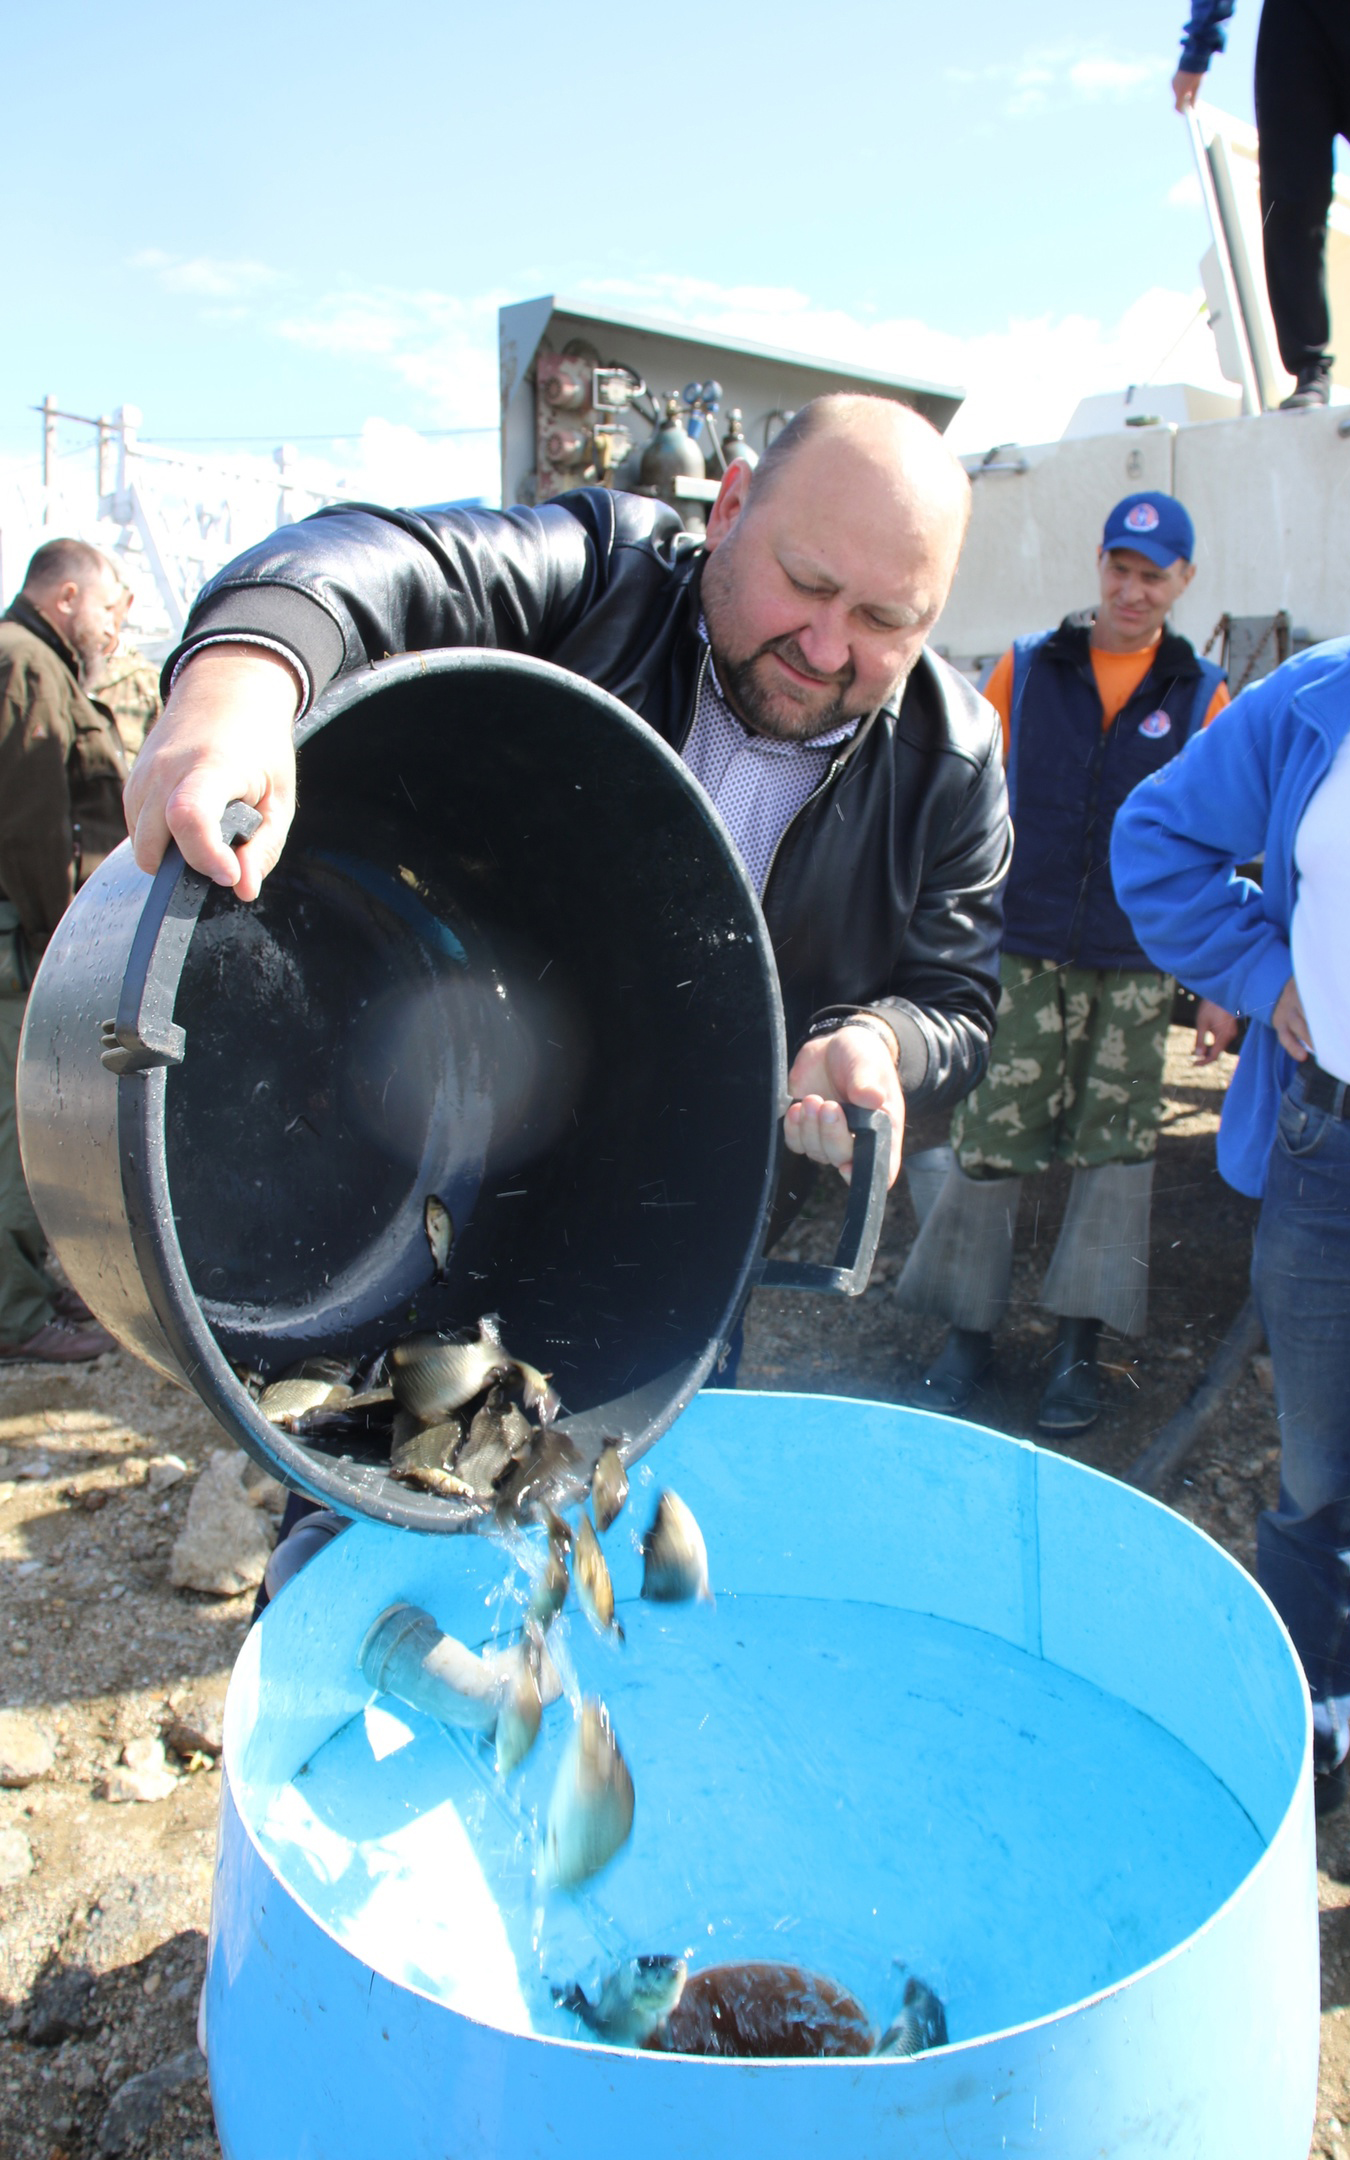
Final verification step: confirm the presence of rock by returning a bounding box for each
[146,1454,189,1493]
[0,1707,56,1786]
[98,2050,205,2153]
[0,1824,33,1884]
[168,1449,275,1595]
[26,1967,95,2045]
[103,1736,177,1805]
[241,1460,286,1514]
[1251,1354,1275,1395]
[163,1714,222,1762]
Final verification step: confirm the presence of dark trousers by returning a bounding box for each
[1255,0,1350,374]
[1252,1082,1350,1772]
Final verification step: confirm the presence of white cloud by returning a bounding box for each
[130,249,282,300]
[275,287,504,428]
[1167,171,1203,208]
[952,45,1168,117]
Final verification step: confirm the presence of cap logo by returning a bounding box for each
[1125,503,1161,532]
[1139,710,1172,739]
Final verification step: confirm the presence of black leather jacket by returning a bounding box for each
[169,488,1011,1112]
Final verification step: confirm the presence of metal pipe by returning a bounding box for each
[1184,105,1261,418]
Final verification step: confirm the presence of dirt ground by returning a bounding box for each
[0,1024,1344,2157]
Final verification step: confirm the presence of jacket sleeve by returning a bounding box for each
[1179,0,1235,72]
[163,492,667,708]
[1110,680,1293,1025]
[0,651,76,955]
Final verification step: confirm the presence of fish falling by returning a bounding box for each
[875,1977,949,2057]
[590,1443,629,1533]
[554,1956,688,2048]
[541,1697,634,1890]
[423,1194,453,1281]
[573,1512,623,1642]
[640,1489,713,1605]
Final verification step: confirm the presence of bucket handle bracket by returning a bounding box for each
[100,801,263,1073]
[754,1105,891,1299]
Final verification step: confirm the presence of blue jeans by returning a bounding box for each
[1252,1082,1350,1773]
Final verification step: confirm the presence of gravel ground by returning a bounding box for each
[0,1024,1343,2156]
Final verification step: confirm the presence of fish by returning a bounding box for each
[574,1511,623,1641]
[389,1416,475,1497]
[423,1194,454,1281]
[388,1318,515,1423]
[646,1963,876,2060]
[527,1525,570,1629]
[493,1624,545,1775]
[259,1375,353,1425]
[493,1426,585,1524]
[590,1444,629,1533]
[540,1697,634,1890]
[640,1489,713,1605]
[452,1388,530,1496]
[555,1956,688,2047]
[875,1977,948,2058]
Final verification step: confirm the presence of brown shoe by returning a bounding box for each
[0,1319,118,1364]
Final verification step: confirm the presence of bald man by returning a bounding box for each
[128,397,1010,1349]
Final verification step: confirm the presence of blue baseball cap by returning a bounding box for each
[1101,491,1195,568]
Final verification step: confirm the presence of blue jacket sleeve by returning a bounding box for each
[1178,0,1235,72]
[1110,683,1292,1026]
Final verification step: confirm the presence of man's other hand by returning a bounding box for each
[1272,976,1313,1062]
[1172,69,1204,111]
[123,645,301,902]
[1192,998,1239,1065]
[785,1022,906,1187]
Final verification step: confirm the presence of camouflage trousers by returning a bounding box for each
[951,957,1174,1179]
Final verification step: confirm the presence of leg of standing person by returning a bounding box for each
[896,957,1065,1411]
[1254,0,1350,402]
[1251,1080,1350,1812]
[1037,967,1171,1434]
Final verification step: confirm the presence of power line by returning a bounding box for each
[138,423,499,445]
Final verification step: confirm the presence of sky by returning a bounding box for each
[2,0,1275,506]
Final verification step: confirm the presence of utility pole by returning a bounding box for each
[41,395,57,520]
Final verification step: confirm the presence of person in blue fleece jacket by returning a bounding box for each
[1172,0,1350,408]
[1112,638,1350,1810]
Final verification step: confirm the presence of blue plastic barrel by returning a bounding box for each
[205,1393,1318,2156]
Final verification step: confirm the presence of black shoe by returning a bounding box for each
[1280,359,1332,410]
[919,1327,993,1415]
[1037,1318,1101,1436]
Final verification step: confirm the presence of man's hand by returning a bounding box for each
[784,1023,906,1187]
[1173,68,1204,111]
[123,645,301,903]
[1272,976,1313,1062]
[1192,998,1239,1065]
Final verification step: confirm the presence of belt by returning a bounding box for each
[1300,1058,1350,1118]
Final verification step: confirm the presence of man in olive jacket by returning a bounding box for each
[127,397,1011,1225]
[0,538,124,1361]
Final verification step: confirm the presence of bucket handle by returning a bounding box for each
[753,1105,891,1299]
[100,801,263,1073]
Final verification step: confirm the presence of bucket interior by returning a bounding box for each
[225,1393,1309,2055]
[160,655,783,1442]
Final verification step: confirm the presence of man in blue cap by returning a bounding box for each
[897,493,1232,1433]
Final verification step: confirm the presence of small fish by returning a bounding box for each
[528,1537,570,1629]
[424,1194,454,1281]
[648,1963,875,2060]
[389,1317,514,1423]
[591,1444,629,1533]
[640,1489,713,1605]
[574,1511,623,1641]
[493,1426,584,1523]
[390,1416,474,1497]
[875,1978,948,2058]
[555,1955,688,2047]
[493,1625,545,1775]
[541,1698,634,1890]
[452,1389,528,1496]
[541,1504,573,1555]
[259,1376,353,1425]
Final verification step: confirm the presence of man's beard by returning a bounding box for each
[711,632,860,742]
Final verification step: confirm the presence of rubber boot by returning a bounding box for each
[920,1326,993,1416]
[1037,1317,1101,1437]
